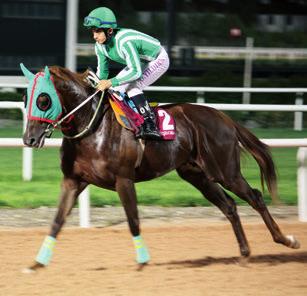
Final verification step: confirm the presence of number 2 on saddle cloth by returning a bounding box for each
[108,90,176,140]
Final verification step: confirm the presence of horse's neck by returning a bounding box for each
[61,86,97,133]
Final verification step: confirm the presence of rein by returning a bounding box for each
[44,89,104,139]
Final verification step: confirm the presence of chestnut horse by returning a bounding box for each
[20,64,299,271]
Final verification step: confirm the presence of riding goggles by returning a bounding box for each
[83,16,116,28]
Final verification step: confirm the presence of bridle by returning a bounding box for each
[44,89,104,139]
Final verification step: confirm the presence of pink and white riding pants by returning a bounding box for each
[113,47,170,97]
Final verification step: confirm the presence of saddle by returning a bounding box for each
[108,90,176,141]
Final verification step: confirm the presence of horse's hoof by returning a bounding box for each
[286,235,300,249]
[136,262,148,271]
[21,267,36,274]
[21,262,45,274]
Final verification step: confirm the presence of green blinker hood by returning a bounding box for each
[20,63,63,123]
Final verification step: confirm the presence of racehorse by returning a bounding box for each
[20,64,300,271]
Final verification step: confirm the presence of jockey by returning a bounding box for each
[83,7,170,140]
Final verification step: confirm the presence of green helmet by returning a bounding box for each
[83,7,117,29]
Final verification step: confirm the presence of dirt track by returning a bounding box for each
[0,211,306,296]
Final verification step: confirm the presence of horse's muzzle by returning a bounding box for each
[23,121,48,148]
[23,133,46,148]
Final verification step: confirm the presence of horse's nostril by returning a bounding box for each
[29,138,36,145]
[24,137,37,146]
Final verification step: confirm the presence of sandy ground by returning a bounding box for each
[0,217,306,296]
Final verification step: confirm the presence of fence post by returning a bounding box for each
[196,91,205,103]
[21,106,33,181]
[65,0,78,71]
[22,147,33,181]
[78,187,90,228]
[297,147,307,222]
[294,92,303,131]
[242,37,254,104]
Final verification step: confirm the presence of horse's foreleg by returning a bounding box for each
[116,176,150,264]
[177,165,251,258]
[29,178,87,271]
[49,178,87,237]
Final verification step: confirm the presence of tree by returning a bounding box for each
[228,0,257,25]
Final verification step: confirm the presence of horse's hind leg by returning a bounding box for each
[222,175,300,249]
[177,163,251,258]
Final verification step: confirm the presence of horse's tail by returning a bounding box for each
[234,122,279,203]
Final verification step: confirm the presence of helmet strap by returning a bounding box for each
[103,28,114,44]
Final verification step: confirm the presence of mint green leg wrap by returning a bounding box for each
[35,236,56,266]
[133,235,150,264]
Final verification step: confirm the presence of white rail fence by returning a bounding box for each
[76,44,307,60]
[147,86,306,131]
[1,77,306,130]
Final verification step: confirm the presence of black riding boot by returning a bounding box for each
[130,94,162,140]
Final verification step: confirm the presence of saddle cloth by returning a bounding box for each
[108,91,176,141]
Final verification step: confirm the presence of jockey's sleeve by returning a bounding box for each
[95,44,109,80]
[110,41,142,87]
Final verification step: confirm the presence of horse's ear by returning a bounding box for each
[44,65,51,80]
[20,63,35,81]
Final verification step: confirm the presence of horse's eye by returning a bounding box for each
[37,93,52,111]
[23,90,28,108]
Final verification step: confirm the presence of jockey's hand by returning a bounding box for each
[97,79,112,91]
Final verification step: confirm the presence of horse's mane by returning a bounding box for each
[49,66,90,89]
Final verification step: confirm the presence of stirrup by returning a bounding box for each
[143,124,162,140]
[135,123,162,141]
